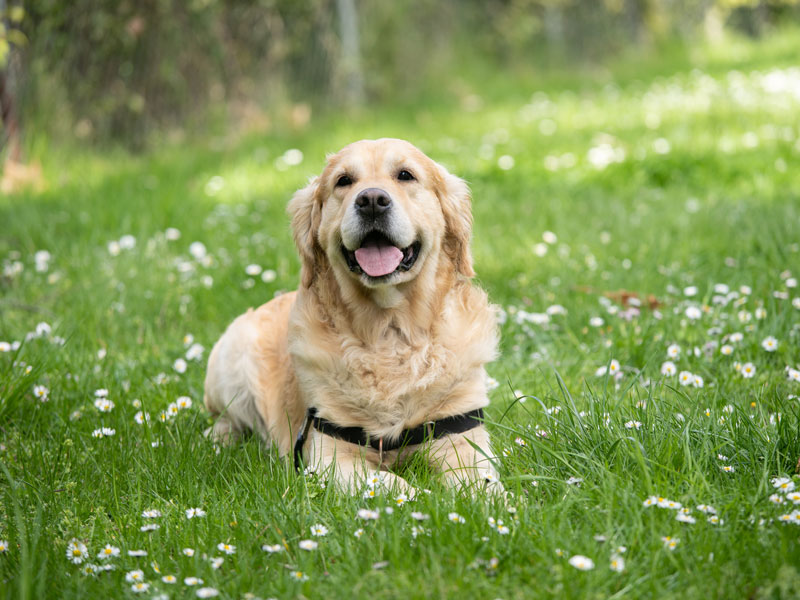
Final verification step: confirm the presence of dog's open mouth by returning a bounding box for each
[342,231,421,278]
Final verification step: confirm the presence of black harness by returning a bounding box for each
[293,407,485,471]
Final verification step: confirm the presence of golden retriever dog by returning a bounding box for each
[204,138,501,494]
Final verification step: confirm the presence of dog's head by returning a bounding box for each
[288,139,474,304]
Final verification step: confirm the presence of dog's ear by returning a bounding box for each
[436,165,475,278]
[287,177,323,288]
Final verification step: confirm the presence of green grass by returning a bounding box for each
[2,30,800,599]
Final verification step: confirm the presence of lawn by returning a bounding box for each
[2,31,800,600]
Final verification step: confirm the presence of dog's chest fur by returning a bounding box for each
[289,286,497,438]
[334,329,458,418]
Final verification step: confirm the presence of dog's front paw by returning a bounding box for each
[205,418,240,446]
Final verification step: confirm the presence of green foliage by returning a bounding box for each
[12,0,800,148]
[0,3,26,68]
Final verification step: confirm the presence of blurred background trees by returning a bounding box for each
[2,0,800,150]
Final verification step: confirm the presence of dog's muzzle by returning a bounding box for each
[342,232,421,279]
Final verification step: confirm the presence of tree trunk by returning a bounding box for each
[336,0,364,107]
[0,0,21,161]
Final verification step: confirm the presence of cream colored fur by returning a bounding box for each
[204,138,501,494]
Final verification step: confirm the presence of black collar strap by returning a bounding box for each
[293,407,484,472]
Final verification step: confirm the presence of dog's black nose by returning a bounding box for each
[355,188,392,218]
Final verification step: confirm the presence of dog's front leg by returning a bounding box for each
[430,426,504,494]
[304,430,413,495]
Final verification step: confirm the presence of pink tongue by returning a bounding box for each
[354,239,403,277]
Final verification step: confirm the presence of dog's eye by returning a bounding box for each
[335,174,353,187]
[397,170,415,182]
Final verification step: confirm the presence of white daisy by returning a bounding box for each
[785,492,800,504]
[298,539,318,551]
[125,569,145,583]
[94,398,114,412]
[685,306,702,320]
[216,542,236,555]
[189,242,207,260]
[609,554,625,573]
[741,363,756,378]
[66,539,88,564]
[448,512,466,524]
[661,536,679,550]
[761,336,778,352]
[595,359,621,377]
[568,555,595,570]
[186,344,204,361]
[771,477,796,492]
[661,361,677,376]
